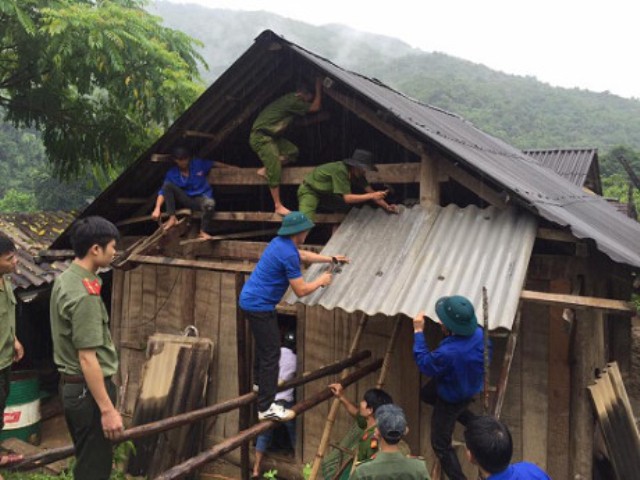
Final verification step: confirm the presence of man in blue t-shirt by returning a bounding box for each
[151,146,234,239]
[464,416,550,479]
[240,212,348,422]
[413,296,491,480]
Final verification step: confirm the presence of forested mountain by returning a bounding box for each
[150,1,640,153]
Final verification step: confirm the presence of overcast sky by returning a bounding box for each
[166,0,640,100]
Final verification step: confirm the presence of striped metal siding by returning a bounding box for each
[285,204,536,331]
[588,362,640,479]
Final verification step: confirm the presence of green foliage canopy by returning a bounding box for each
[0,0,205,179]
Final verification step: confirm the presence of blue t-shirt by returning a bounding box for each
[239,237,302,312]
[158,158,214,198]
[489,462,551,480]
[413,326,490,403]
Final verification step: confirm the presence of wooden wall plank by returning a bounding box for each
[547,279,571,479]
[520,280,550,470]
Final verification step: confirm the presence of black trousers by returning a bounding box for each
[62,378,118,480]
[0,366,11,431]
[244,309,281,412]
[161,182,216,234]
[421,380,476,480]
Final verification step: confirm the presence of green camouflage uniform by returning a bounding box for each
[250,92,311,187]
[351,451,430,480]
[297,161,369,221]
[0,275,16,431]
[50,263,119,480]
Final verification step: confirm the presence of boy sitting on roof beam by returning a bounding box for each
[297,148,399,221]
[250,78,323,216]
[151,146,235,240]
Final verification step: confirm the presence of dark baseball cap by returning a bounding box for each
[375,404,407,444]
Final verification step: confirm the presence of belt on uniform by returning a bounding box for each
[61,374,112,384]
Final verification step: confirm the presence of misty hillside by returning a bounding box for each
[150,1,640,153]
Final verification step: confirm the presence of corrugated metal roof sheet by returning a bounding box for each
[523,148,597,188]
[286,40,640,267]
[285,204,536,330]
[0,212,75,292]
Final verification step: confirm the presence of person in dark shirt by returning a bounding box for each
[413,295,491,480]
[151,146,235,240]
[464,416,551,479]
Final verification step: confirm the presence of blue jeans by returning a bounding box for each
[255,400,296,453]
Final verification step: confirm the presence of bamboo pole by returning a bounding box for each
[482,287,490,414]
[308,313,369,480]
[153,359,384,480]
[11,351,372,472]
[376,315,404,389]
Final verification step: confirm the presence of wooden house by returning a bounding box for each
[49,31,640,479]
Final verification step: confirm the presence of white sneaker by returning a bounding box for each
[258,403,296,422]
[252,384,259,393]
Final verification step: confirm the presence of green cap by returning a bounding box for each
[435,295,478,336]
[277,211,315,236]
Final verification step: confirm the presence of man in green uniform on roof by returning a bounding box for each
[50,216,123,480]
[0,235,25,473]
[297,148,399,221]
[250,79,323,216]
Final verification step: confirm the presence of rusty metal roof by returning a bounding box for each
[523,148,600,191]
[0,212,75,293]
[286,204,537,330]
[51,30,640,268]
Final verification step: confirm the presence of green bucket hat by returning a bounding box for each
[435,295,478,336]
[277,211,315,236]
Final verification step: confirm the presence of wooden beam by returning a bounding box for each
[183,130,216,139]
[536,227,578,243]
[520,290,635,314]
[116,209,192,227]
[208,163,420,186]
[440,161,508,208]
[235,273,250,480]
[420,154,440,206]
[199,74,291,157]
[125,255,255,274]
[324,88,425,156]
[178,228,278,246]
[191,240,322,262]
[116,198,148,205]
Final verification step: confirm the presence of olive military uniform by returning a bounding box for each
[297,161,369,221]
[351,451,430,480]
[50,263,119,480]
[250,93,311,187]
[0,275,17,431]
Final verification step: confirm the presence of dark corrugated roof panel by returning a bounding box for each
[523,148,597,187]
[287,41,640,267]
[0,212,75,291]
[285,204,537,330]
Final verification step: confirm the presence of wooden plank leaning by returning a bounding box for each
[308,313,369,480]
[153,358,384,480]
[9,350,372,472]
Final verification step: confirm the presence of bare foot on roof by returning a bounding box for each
[198,231,214,241]
[163,215,178,230]
[256,167,267,178]
[275,205,291,216]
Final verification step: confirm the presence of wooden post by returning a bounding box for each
[492,309,521,418]
[482,287,490,413]
[153,360,384,480]
[235,273,250,480]
[376,315,403,389]
[308,314,369,480]
[420,154,440,206]
[569,308,605,479]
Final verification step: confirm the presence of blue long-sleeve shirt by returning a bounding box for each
[158,158,214,198]
[413,326,490,403]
